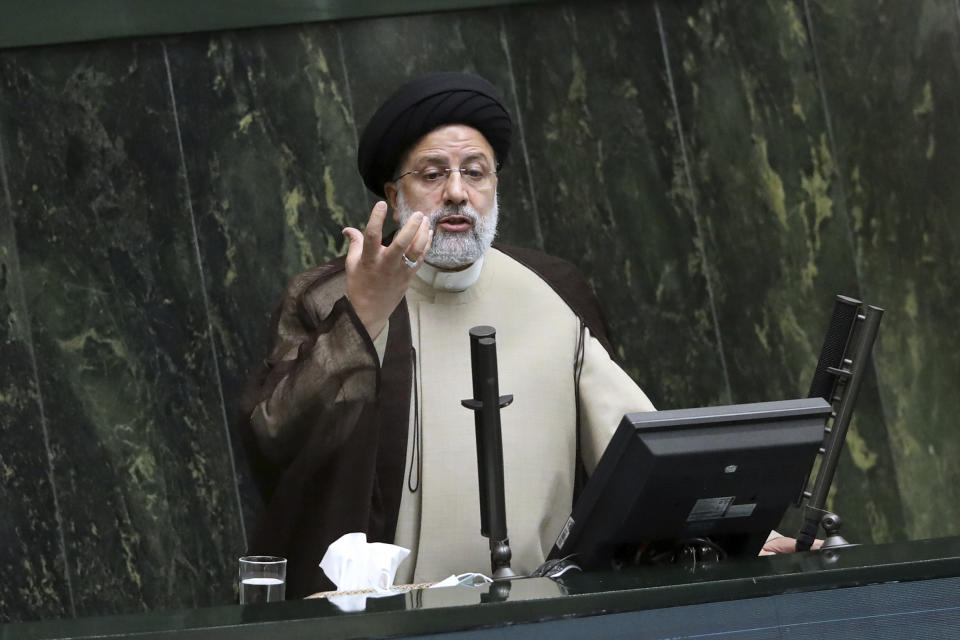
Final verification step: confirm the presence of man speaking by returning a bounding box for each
[242,72,654,597]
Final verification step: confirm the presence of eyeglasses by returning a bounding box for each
[392,165,498,192]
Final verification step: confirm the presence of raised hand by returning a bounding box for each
[342,201,433,339]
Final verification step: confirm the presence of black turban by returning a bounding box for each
[357,72,512,198]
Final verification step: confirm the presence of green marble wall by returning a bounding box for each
[658,0,906,547]
[0,0,956,624]
[806,0,960,539]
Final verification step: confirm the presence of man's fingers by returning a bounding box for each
[343,227,363,262]
[422,226,434,257]
[407,220,433,262]
[391,211,425,257]
[361,202,389,264]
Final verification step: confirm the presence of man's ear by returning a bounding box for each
[384,182,399,221]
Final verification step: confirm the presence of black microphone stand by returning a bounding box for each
[461,326,517,579]
[796,295,884,551]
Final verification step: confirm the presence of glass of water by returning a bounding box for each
[239,556,287,604]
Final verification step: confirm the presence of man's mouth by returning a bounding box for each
[436,215,474,232]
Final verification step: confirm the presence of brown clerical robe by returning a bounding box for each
[240,244,651,598]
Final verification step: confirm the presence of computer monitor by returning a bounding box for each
[548,398,832,570]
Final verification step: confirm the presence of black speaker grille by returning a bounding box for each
[808,296,861,401]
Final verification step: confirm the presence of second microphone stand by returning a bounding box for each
[796,295,884,551]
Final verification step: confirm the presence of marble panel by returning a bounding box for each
[338,8,543,249]
[165,23,367,531]
[658,0,906,543]
[808,0,960,539]
[0,130,72,622]
[0,40,244,615]
[501,1,728,409]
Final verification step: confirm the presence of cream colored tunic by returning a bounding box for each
[379,248,654,583]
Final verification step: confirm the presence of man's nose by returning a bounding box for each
[442,170,468,205]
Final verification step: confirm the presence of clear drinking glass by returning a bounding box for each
[238,556,287,604]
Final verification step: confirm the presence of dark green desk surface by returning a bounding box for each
[4,537,960,639]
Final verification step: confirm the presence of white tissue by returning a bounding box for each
[319,532,410,612]
[430,573,493,589]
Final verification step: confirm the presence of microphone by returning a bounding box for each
[461,325,516,578]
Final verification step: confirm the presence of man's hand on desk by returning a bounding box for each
[760,535,824,555]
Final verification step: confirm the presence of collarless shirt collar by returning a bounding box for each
[415,255,485,292]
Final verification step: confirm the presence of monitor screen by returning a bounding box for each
[548,398,832,570]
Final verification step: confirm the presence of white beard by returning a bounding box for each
[395,191,499,269]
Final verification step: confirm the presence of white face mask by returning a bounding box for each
[395,190,499,270]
